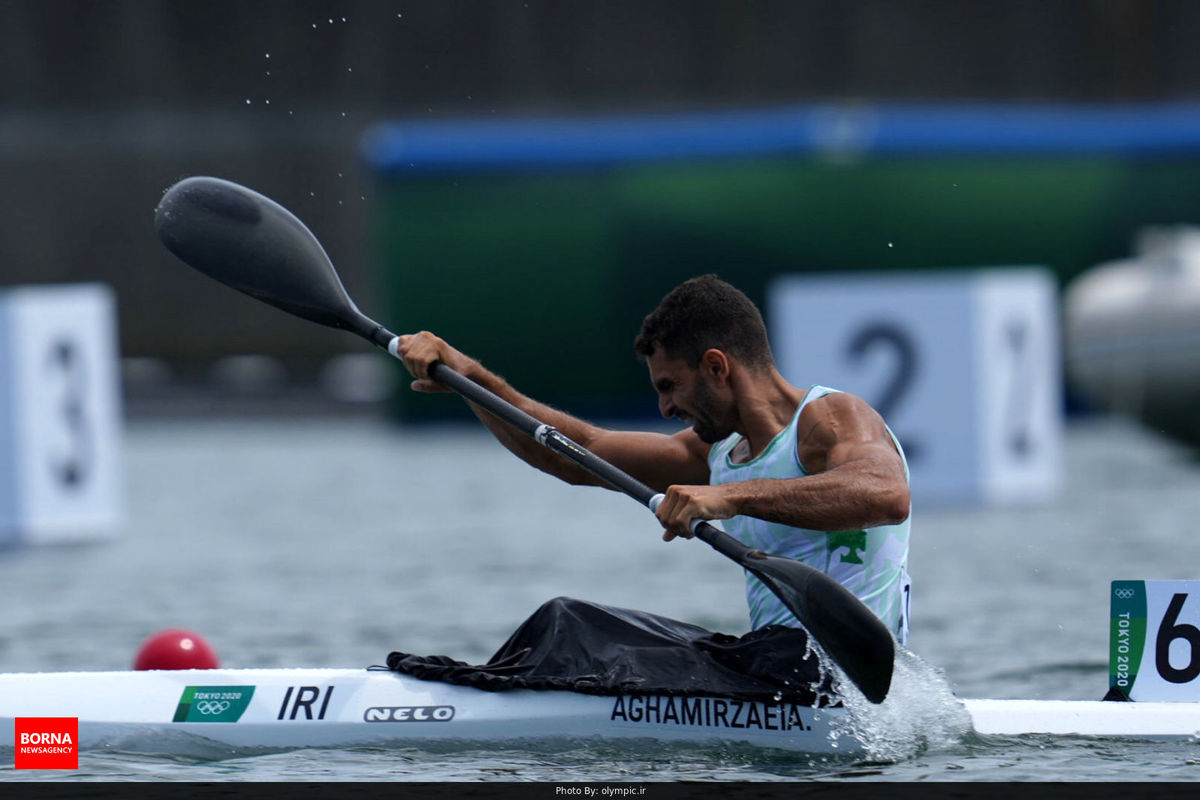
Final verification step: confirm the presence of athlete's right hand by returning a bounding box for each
[396,331,477,393]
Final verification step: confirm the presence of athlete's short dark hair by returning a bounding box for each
[634,274,773,369]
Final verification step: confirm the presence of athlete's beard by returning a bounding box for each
[688,379,734,444]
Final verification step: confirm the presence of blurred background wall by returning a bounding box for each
[3,0,1200,418]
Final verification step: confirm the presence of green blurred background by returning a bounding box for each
[369,128,1200,418]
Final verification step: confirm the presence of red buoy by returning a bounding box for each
[133,628,219,670]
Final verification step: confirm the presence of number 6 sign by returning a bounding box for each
[0,284,123,544]
[1111,580,1200,701]
[768,268,1062,507]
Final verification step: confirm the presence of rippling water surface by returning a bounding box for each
[3,414,1200,782]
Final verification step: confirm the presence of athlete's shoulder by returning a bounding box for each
[799,388,878,424]
[795,389,893,472]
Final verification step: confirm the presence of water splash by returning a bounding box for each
[827,647,973,762]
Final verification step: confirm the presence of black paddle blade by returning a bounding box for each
[155,176,368,334]
[745,554,894,704]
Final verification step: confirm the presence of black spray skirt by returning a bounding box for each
[387,596,836,707]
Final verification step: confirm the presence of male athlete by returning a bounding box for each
[398,274,912,644]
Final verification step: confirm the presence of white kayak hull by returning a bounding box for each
[964,698,1200,740]
[0,668,852,754]
[3,668,1199,756]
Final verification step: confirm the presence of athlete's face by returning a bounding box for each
[645,349,735,444]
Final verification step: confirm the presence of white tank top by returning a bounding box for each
[706,385,911,645]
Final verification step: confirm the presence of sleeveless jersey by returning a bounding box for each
[706,385,911,645]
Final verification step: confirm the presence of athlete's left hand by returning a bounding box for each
[655,484,737,541]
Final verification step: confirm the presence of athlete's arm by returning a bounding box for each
[396,331,712,491]
[654,391,910,540]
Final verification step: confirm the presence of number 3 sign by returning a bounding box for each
[0,284,123,544]
[768,268,1063,507]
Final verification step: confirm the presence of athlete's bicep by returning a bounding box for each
[797,392,910,524]
[587,428,711,492]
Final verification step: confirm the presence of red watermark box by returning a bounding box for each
[13,717,78,769]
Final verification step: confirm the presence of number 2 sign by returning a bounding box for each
[768,268,1063,507]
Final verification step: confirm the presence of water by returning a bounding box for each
[3,413,1200,782]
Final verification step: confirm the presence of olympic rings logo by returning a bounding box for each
[1115,588,1136,600]
[195,700,231,715]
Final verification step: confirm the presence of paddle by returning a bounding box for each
[154,175,895,703]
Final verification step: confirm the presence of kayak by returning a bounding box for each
[2,668,1197,757]
[0,668,850,754]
